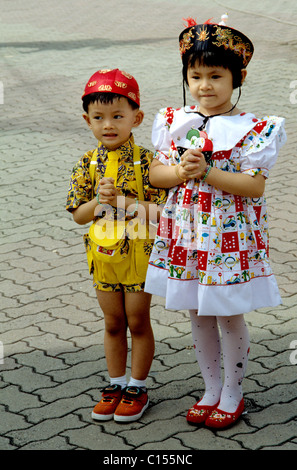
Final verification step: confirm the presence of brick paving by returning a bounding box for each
[0,0,296,451]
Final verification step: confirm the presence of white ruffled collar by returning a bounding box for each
[170,107,258,152]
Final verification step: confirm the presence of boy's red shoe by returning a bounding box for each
[114,386,149,422]
[92,384,122,421]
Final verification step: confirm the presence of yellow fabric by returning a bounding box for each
[86,237,151,286]
[68,136,167,289]
[88,144,147,255]
[104,151,119,181]
[66,135,167,213]
[88,146,142,201]
[132,145,144,201]
[83,233,152,285]
[87,144,151,278]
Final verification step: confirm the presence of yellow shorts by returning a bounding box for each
[83,234,153,292]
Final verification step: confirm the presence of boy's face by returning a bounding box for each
[83,97,143,150]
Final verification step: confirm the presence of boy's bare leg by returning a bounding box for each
[96,290,128,378]
[124,291,154,381]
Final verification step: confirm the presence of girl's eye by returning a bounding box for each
[212,75,221,79]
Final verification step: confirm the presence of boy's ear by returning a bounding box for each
[241,69,247,85]
[133,109,144,128]
[82,113,92,128]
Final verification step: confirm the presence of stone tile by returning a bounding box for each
[1,0,296,451]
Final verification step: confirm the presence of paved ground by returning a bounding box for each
[0,0,297,452]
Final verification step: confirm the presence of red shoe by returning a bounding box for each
[114,386,149,422]
[205,398,245,429]
[92,384,122,421]
[187,399,220,425]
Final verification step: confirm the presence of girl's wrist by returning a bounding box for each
[200,164,212,182]
[175,164,187,182]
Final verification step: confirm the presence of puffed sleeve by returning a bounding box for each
[66,150,94,212]
[240,116,286,178]
[151,107,175,165]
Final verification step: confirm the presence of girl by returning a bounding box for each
[145,18,286,428]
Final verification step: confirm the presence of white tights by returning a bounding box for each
[189,310,250,413]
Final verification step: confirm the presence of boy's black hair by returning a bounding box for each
[82,92,139,113]
[182,50,244,90]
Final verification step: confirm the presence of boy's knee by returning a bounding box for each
[128,315,151,336]
[105,318,127,336]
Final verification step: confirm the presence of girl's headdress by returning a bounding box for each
[179,16,254,68]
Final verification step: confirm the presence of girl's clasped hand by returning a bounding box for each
[178,148,207,181]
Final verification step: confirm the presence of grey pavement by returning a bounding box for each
[0,0,297,452]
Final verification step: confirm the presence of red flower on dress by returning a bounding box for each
[165,107,174,126]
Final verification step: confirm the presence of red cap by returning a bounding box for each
[82,68,140,106]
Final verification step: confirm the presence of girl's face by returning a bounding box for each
[187,62,236,116]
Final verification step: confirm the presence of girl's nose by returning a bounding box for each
[200,79,211,90]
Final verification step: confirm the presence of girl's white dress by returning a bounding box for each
[144,106,286,316]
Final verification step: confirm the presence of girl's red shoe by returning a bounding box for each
[186,399,220,425]
[205,398,245,429]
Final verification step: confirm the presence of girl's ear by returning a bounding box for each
[82,113,92,128]
[241,69,247,85]
[133,109,144,128]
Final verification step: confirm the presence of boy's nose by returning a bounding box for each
[103,120,114,129]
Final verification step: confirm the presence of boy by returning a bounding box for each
[66,69,166,422]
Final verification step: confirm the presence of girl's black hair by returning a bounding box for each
[82,92,139,113]
[182,50,244,90]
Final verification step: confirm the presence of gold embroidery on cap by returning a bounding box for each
[121,71,133,80]
[179,27,195,55]
[128,92,136,101]
[196,24,209,41]
[212,26,252,66]
[98,84,112,91]
[115,81,128,89]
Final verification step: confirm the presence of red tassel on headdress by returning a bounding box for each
[183,17,197,27]
[182,17,216,28]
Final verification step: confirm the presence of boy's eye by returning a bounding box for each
[114,115,123,119]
